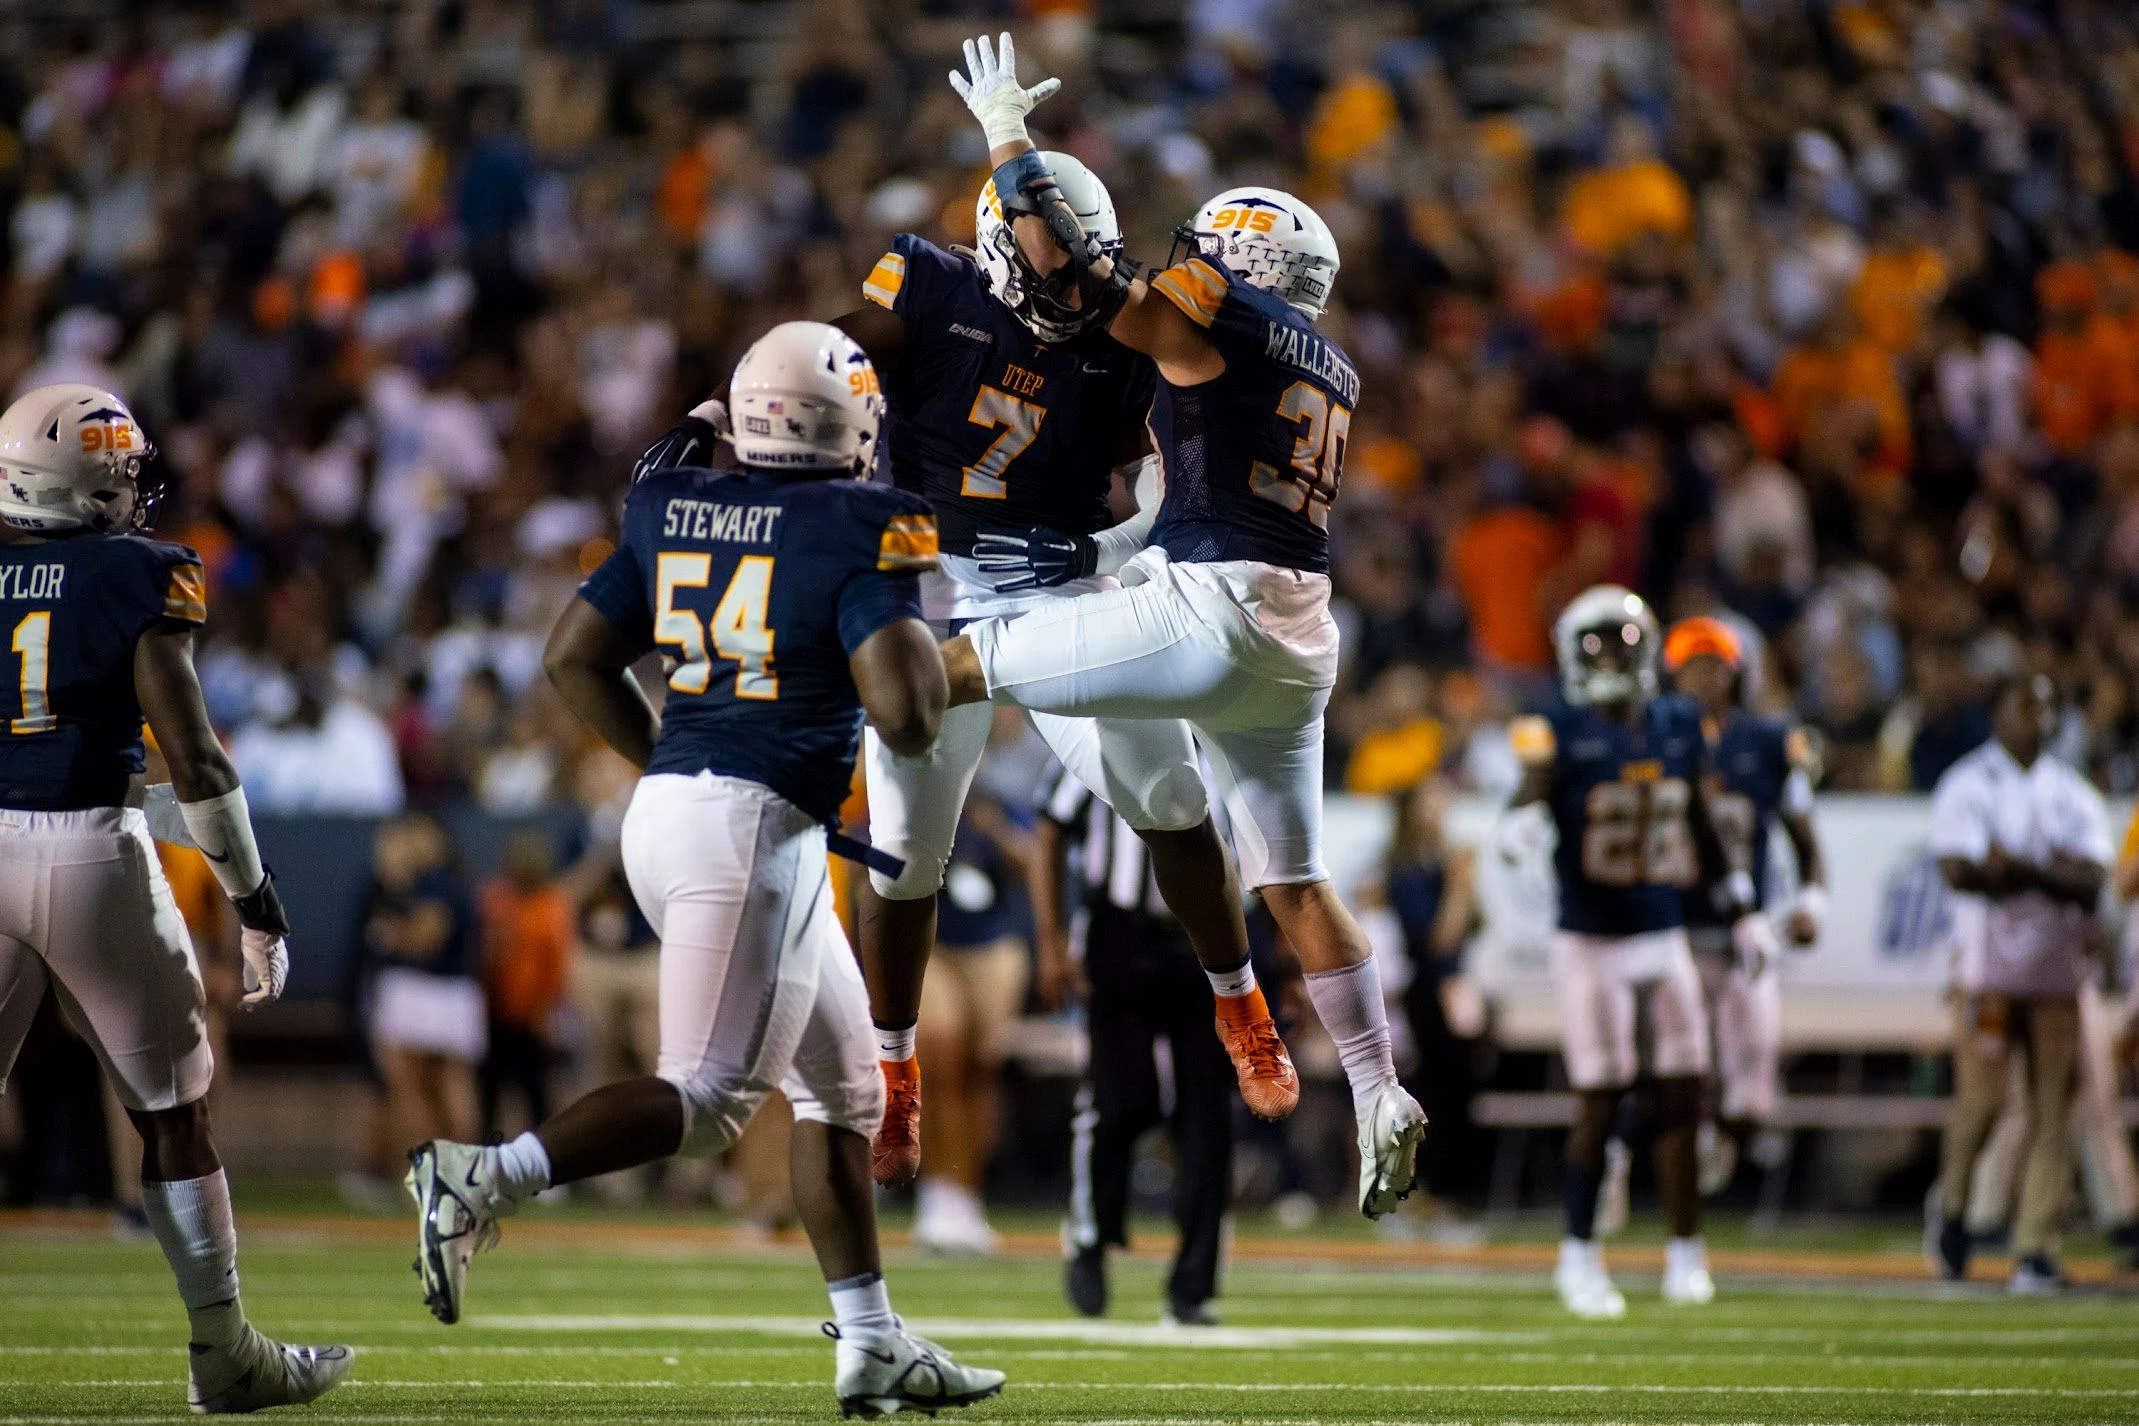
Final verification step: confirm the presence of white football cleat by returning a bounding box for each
[1597,1136,1631,1237]
[406,1140,506,1325]
[1555,1237,1627,1320]
[1662,1236,1717,1305]
[189,1325,352,1414]
[830,1322,1006,1418]
[1356,1079,1427,1219]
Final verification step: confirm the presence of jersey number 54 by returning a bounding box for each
[655,553,778,700]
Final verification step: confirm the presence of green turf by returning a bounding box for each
[3,1220,2135,1424]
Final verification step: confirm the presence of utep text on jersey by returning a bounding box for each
[578,465,938,826]
[1145,251,1360,574]
[861,233,1155,555]
[0,534,206,810]
[1510,694,1711,938]
[1683,713,1812,928]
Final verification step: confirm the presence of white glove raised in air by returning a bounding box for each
[1496,801,1555,866]
[948,32,1061,149]
[240,928,289,1006]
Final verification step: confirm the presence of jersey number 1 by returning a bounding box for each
[656,554,778,700]
[7,612,54,735]
[1250,380,1349,528]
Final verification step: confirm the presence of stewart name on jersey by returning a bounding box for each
[860,234,1154,557]
[0,534,206,811]
[1144,257,1359,574]
[578,466,937,825]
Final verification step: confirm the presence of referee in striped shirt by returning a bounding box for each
[1035,768,1233,1325]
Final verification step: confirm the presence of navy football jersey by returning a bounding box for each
[1512,694,1709,937]
[0,534,205,811]
[861,234,1155,556]
[1683,713,1805,927]
[579,467,935,826]
[1145,256,1361,574]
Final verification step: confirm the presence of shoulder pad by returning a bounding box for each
[1509,714,1557,767]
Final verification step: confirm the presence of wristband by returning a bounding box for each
[177,786,269,902]
[233,869,293,937]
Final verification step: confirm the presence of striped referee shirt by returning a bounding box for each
[1041,767,1171,919]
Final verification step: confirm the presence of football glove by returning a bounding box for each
[233,872,292,1008]
[971,527,1098,591]
[630,400,727,488]
[1496,801,1555,866]
[1781,883,1827,948]
[948,32,1061,149]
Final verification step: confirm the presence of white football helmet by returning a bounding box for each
[726,322,883,475]
[974,151,1122,343]
[0,384,159,533]
[1179,186,1340,319]
[1554,585,1663,707]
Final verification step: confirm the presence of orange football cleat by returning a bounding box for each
[872,1058,923,1186]
[1213,987,1299,1120]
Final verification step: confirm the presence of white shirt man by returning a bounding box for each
[1925,675,2110,1293]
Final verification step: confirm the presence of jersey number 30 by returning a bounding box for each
[1250,380,1349,527]
[655,554,778,700]
[1580,777,1695,887]
[7,612,54,735]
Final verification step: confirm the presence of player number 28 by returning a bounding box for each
[655,553,778,701]
[961,386,1046,499]
[1580,776,1695,887]
[1249,381,1349,526]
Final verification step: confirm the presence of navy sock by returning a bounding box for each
[1564,1162,1603,1241]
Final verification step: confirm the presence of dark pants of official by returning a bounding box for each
[1070,904,1234,1308]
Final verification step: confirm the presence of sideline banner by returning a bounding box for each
[1321,794,2130,1052]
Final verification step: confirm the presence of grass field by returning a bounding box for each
[4,1206,2136,1425]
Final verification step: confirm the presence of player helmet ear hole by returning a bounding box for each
[974,152,1123,343]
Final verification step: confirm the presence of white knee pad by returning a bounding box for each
[784,1063,885,1141]
[1117,760,1209,833]
[661,1069,770,1159]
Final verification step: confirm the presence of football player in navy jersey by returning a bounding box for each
[929,35,1426,1220]
[1500,586,1754,1317]
[824,148,1298,1189]
[0,384,350,1412]
[1662,617,1826,1193]
[405,324,1003,1418]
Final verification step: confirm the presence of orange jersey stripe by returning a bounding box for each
[1150,259,1226,328]
[862,252,907,309]
[163,563,207,625]
[878,514,939,571]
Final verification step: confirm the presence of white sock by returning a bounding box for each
[141,1171,244,1349]
[1667,1236,1708,1272]
[491,1132,552,1203]
[1303,959,1397,1101]
[828,1270,897,1345]
[1204,958,1256,999]
[876,1024,917,1062]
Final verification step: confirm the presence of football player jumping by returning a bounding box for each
[406,324,1003,1418]
[829,134,1298,1187]
[929,35,1427,1219]
[0,385,350,1411]
[1502,587,1758,1317]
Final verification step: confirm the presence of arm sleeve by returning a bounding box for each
[1091,454,1162,576]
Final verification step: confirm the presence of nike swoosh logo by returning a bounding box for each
[857,1346,898,1364]
[200,847,230,863]
[464,1159,483,1189]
